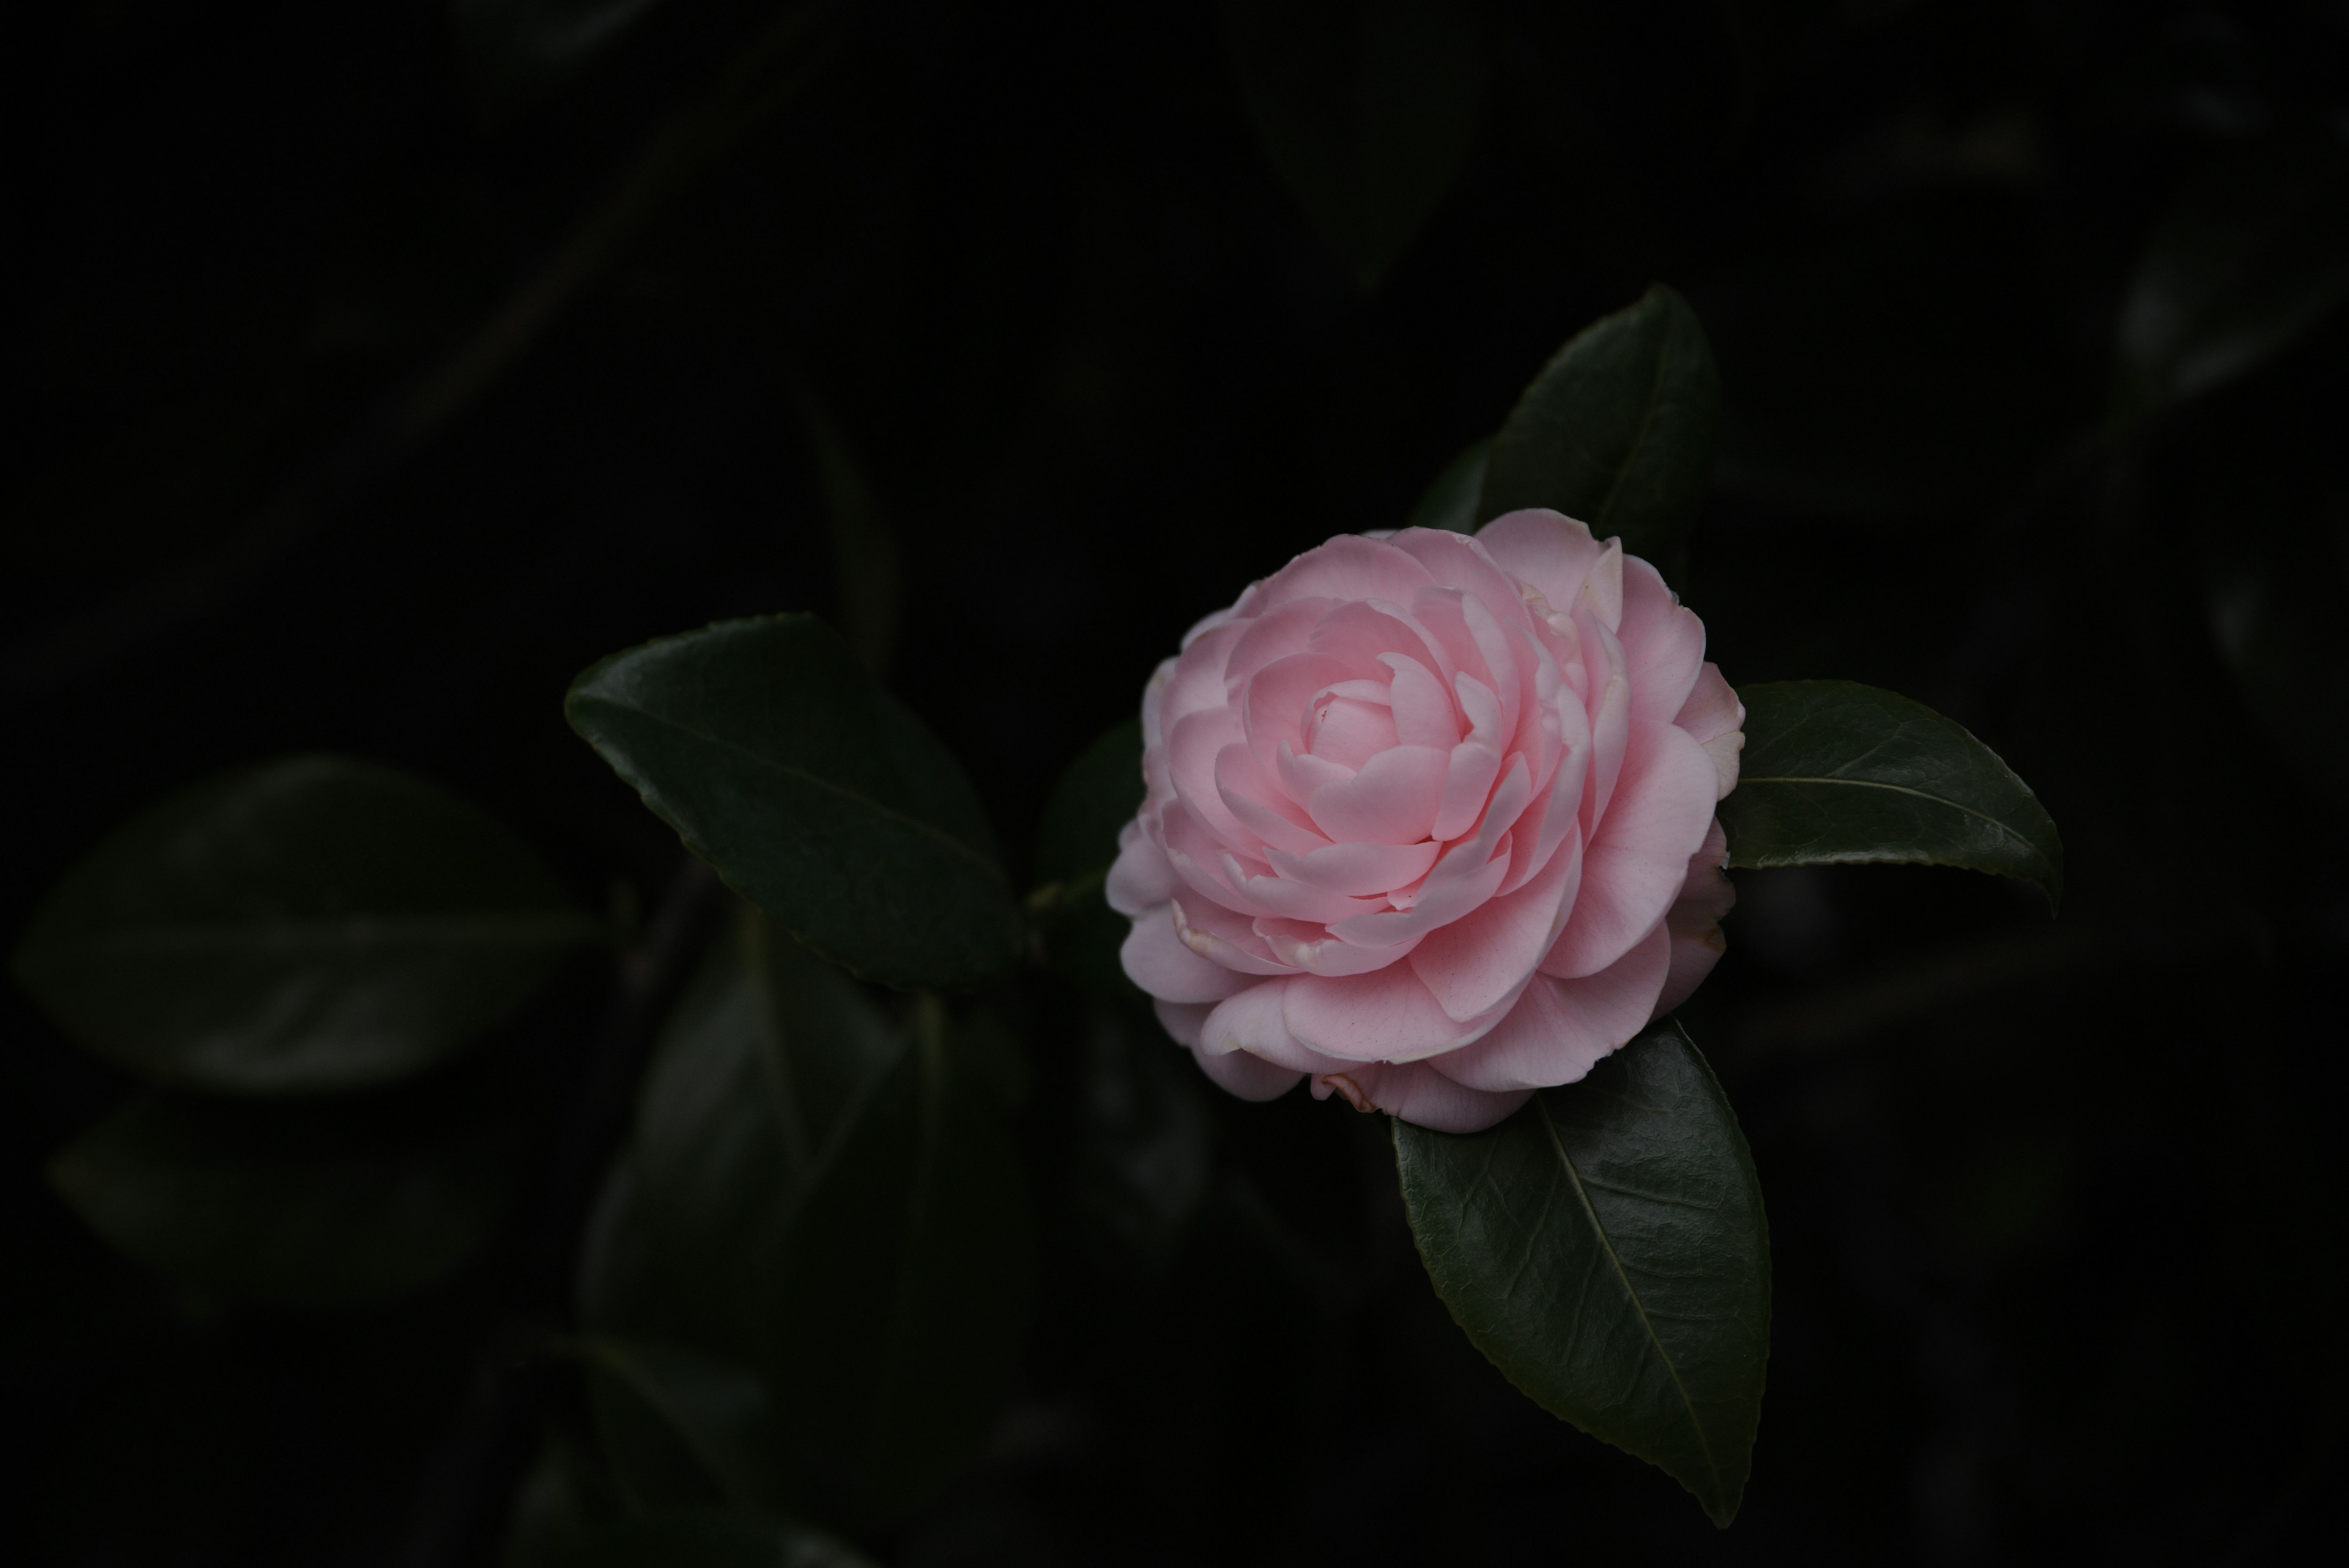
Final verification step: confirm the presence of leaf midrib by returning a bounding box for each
[587,697,1004,885]
[1738,771,2051,863]
[1533,1091,1724,1503]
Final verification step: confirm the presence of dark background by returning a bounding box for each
[7,1,2347,1562]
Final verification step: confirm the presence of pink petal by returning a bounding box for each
[1381,654,1460,749]
[1389,527,1531,624]
[1255,917,1419,976]
[1246,652,1354,778]
[1305,745,1448,844]
[1264,838,1442,896]
[1277,740,1354,805]
[1431,672,1505,841]
[1576,538,1625,631]
[1121,904,1256,1003]
[1409,833,1581,1020]
[1221,596,1339,693]
[1654,819,1734,1016]
[1577,606,1631,828]
[1331,758,1532,946]
[1200,979,1313,1062]
[1192,1044,1303,1101]
[1282,962,1510,1064]
[1306,599,1460,689]
[1154,1000,1213,1047]
[1105,820,1178,916]
[1475,509,1607,613]
[1218,849,1386,924]
[1168,708,1263,855]
[1217,743,1327,854]
[1306,694,1401,770]
[1543,721,1719,979]
[1171,896,1291,975]
[1158,620,1249,736]
[1674,662,1746,801]
[1496,690,1590,897]
[1256,534,1438,607]
[1433,921,1671,1092]
[1619,557,1707,727]
[1312,1061,1531,1132]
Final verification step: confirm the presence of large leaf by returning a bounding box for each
[581,908,1034,1524]
[565,615,1023,990]
[1393,1021,1768,1526]
[578,1337,791,1516]
[1221,0,1492,291]
[1718,680,2063,909]
[2117,132,2349,409]
[1029,717,1144,997]
[11,756,596,1094]
[49,1091,527,1307]
[550,1509,874,1568]
[1477,284,1721,574]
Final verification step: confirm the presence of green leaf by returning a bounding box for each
[550,1509,875,1568]
[48,1091,527,1307]
[1477,284,1721,574]
[1718,680,2063,909]
[565,615,1023,991]
[582,908,1034,1525]
[1393,1021,1768,1527]
[10,756,596,1094]
[579,1337,792,1516]
[2118,133,2349,409]
[1403,436,1493,533]
[1221,0,1493,291]
[1030,717,1144,997]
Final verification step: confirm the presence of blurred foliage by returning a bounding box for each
[7,0,2349,1564]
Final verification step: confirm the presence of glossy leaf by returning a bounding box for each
[1222,0,1492,291]
[49,1092,527,1307]
[1404,436,1492,533]
[579,1337,791,1515]
[2118,133,2349,408]
[551,1509,874,1568]
[10,756,595,1094]
[1030,717,1144,996]
[1393,1021,1768,1526]
[1719,680,2063,909]
[1478,284,1721,573]
[581,908,1034,1525]
[565,615,1023,990]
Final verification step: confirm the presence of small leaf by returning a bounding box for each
[1718,680,2063,909]
[565,615,1023,990]
[1393,1021,1769,1527]
[1030,718,1144,996]
[2118,132,2349,409]
[49,1092,527,1307]
[581,909,1034,1525]
[1477,284,1721,574]
[1403,436,1493,533]
[579,1337,792,1516]
[10,756,596,1094]
[1222,0,1493,291]
[550,1509,875,1568]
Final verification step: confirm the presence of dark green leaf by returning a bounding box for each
[1719,680,2063,909]
[565,615,1023,990]
[1030,718,1144,997]
[1393,1021,1768,1527]
[49,1092,527,1307]
[11,756,595,1094]
[1222,0,1492,291]
[550,1509,874,1568]
[1477,284,1721,574]
[2118,133,2349,409]
[579,1337,792,1516]
[1404,436,1493,533]
[581,909,1034,1525]
[791,385,902,677]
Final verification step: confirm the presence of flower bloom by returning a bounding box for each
[1107,513,1742,1132]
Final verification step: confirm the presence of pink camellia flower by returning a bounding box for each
[1107,511,1742,1132]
